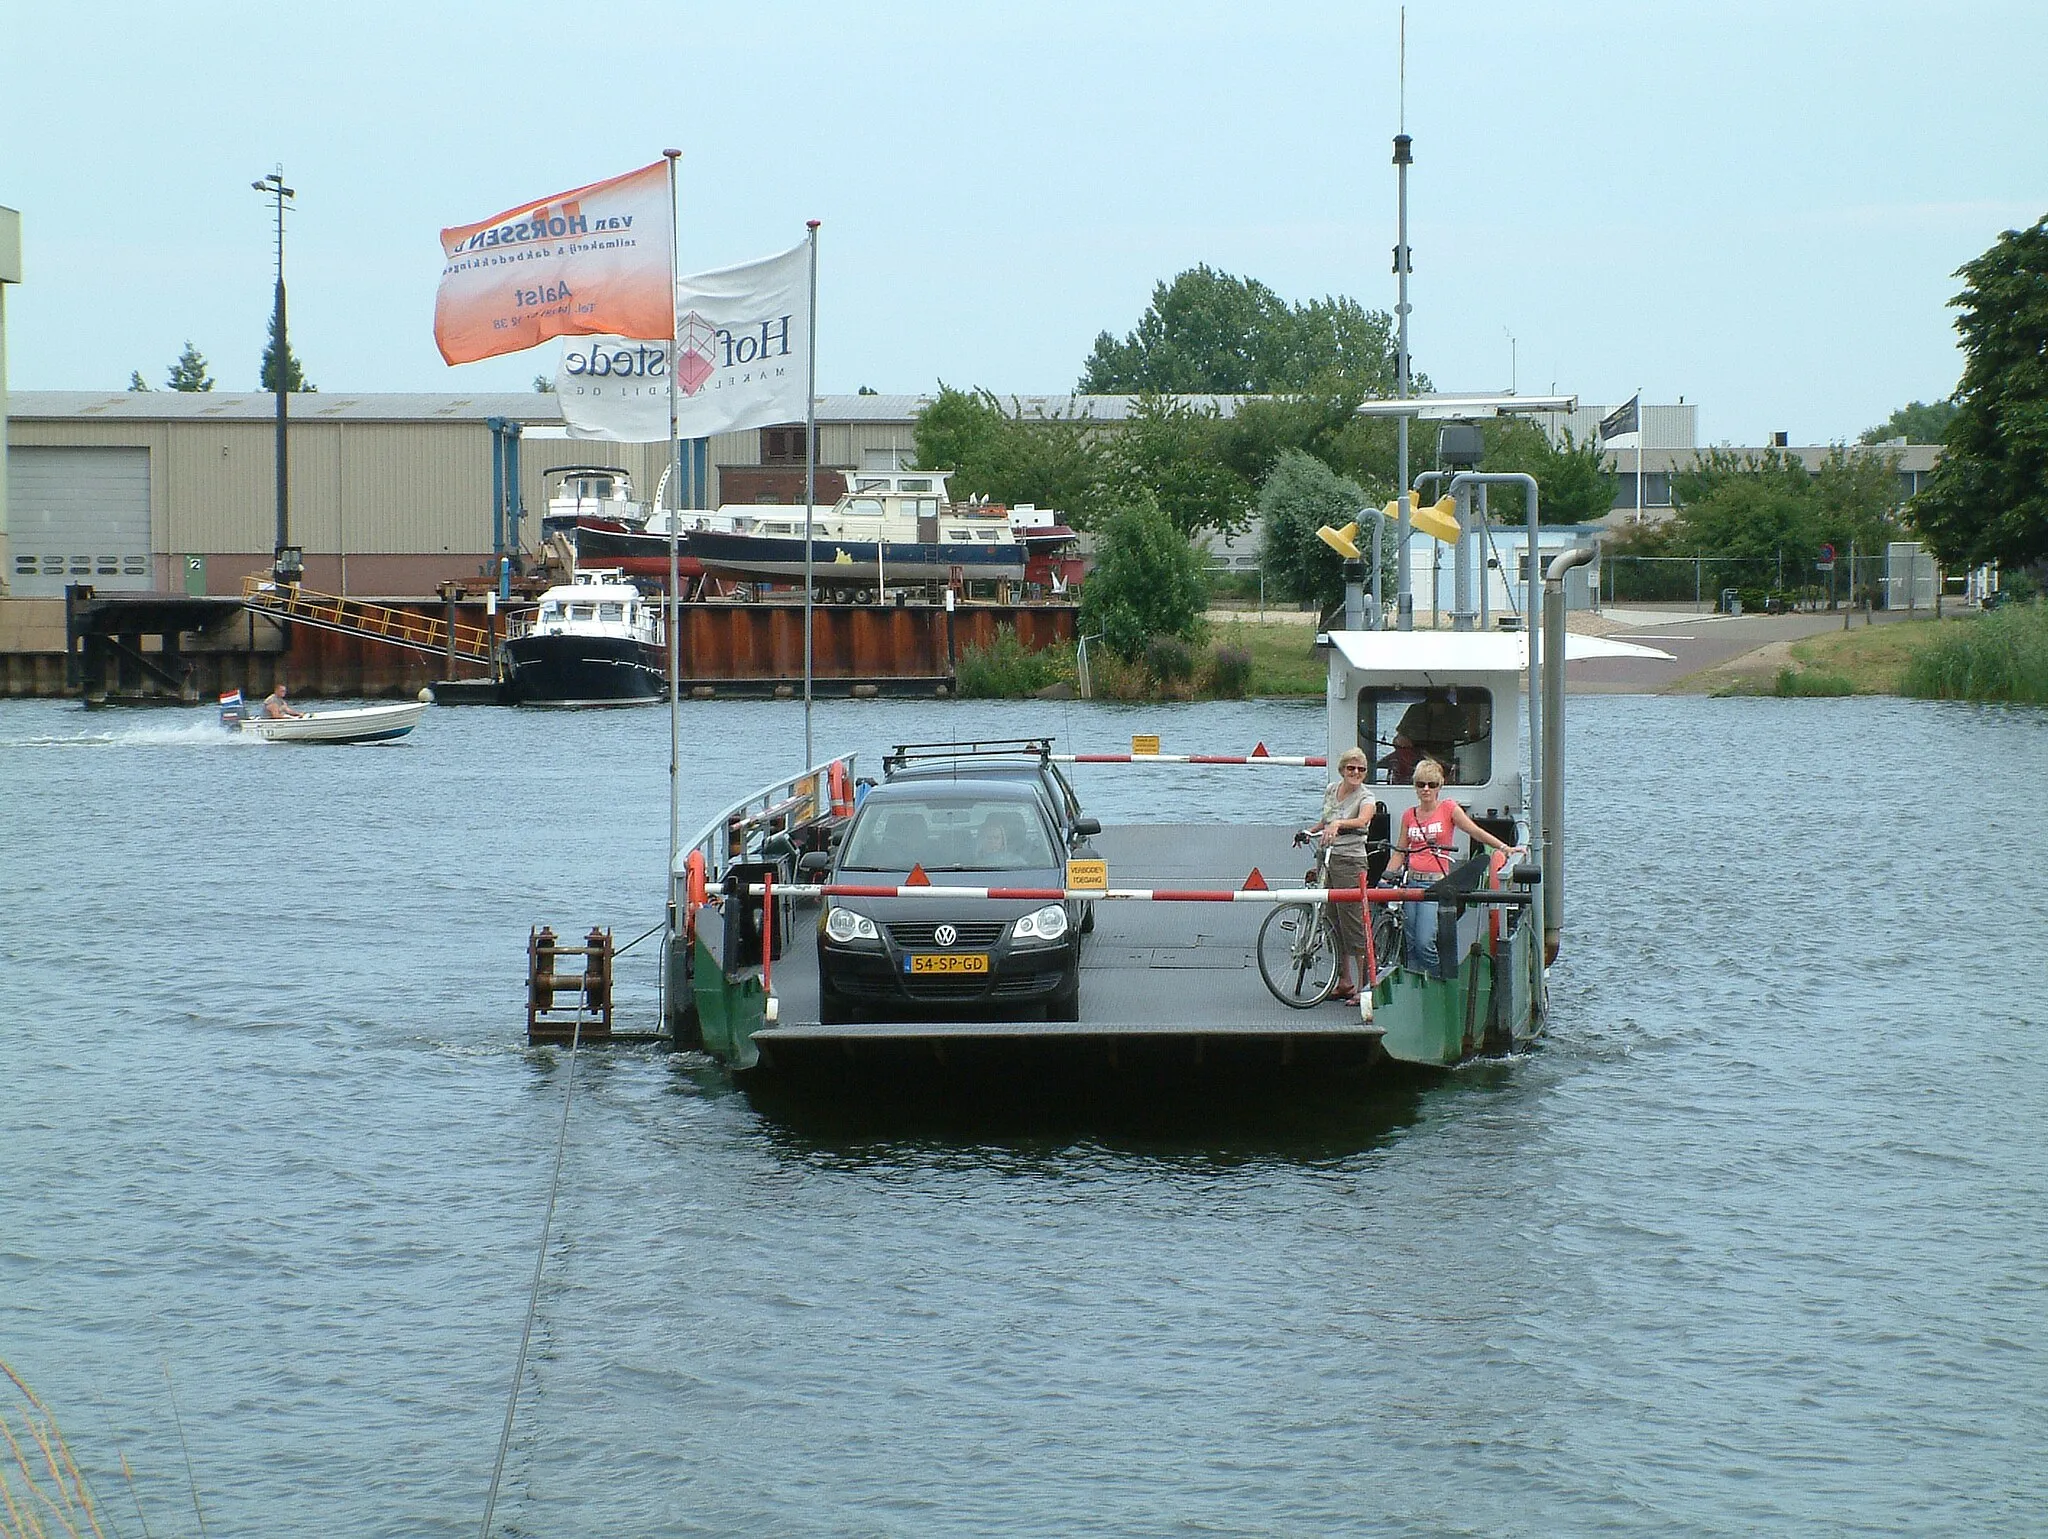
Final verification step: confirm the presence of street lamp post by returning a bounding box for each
[252,169,299,583]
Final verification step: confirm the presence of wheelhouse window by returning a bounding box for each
[597,602,624,622]
[1357,686,1493,786]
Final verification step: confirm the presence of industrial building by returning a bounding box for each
[2,389,1943,601]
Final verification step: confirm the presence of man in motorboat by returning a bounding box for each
[262,683,307,720]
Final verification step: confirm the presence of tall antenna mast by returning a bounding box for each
[1392,9,1414,629]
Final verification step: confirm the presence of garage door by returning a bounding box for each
[8,446,153,597]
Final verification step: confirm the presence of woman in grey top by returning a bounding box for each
[1309,746,1381,1002]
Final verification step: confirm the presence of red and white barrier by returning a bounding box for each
[1054,742,1326,768]
[750,882,1431,905]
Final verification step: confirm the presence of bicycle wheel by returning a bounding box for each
[1370,905,1402,983]
[1257,902,1339,1008]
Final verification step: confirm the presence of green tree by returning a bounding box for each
[1642,445,1904,572]
[1476,420,1616,525]
[1859,399,1956,445]
[1079,265,1402,394]
[164,341,213,392]
[127,371,152,392]
[1107,394,1251,539]
[532,374,555,393]
[1078,493,1209,659]
[912,386,1116,527]
[1257,449,1372,612]
[259,310,315,393]
[1911,214,2048,574]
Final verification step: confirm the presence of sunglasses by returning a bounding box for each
[1414,780,1442,789]
[1340,763,1366,774]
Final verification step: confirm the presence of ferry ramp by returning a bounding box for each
[750,823,1389,1074]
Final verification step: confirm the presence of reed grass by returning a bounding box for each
[1,1359,108,1539]
[1772,666,1855,697]
[1899,603,2048,704]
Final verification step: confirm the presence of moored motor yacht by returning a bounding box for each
[500,569,667,707]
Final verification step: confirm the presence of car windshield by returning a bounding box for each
[890,761,1079,829]
[840,799,1058,873]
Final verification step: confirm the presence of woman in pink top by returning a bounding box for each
[1382,758,1520,975]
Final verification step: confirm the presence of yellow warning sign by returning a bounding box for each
[1131,734,1161,756]
[1066,858,1109,892]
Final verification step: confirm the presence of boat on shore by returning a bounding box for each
[554,469,1080,599]
[500,569,667,707]
[226,695,427,744]
[686,470,1030,592]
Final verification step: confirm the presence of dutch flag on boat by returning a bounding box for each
[219,689,244,726]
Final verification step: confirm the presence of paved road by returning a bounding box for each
[1569,606,1901,693]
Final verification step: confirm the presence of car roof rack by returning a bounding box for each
[883,738,1054,772]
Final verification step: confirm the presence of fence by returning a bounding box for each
[1604,553,1924,612]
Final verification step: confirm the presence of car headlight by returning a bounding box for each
[824,906,880,944]
[1012,903,1070,943]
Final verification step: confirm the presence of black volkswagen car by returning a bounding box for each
[814,779,1085,1024]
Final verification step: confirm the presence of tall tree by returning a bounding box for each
[1079,266,1402,395]
[127,371,152,392]
[1257,449,1373,612]
[1077,492,1209,659]
[912,386,1116,527]
[1859,400,1957,445]
[1109,394,1251,539]
[1911,215,2048,574]
[1477,420,1617,525]
[259,310,315,393]
[164,341,213,392]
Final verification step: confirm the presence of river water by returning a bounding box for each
[2,692,2043,1536]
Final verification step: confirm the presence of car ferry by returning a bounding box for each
[661,518,1666,1079]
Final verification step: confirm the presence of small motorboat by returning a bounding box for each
[223,691,428,744]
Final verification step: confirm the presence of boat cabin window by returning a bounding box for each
[1357,686,1493,786]
[899,478,933,493]
[847,498,883,517]
[855,477,889,492]
[912,497,939,518]
[597,602,624,622]
[540,603,563,621]
[568,603,598,622]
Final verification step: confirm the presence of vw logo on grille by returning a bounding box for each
[933,923,958,948]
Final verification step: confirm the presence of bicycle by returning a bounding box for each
[1255,832,1399,1009]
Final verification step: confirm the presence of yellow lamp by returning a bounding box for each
[1379,495,1462,544]
[1315,522,1362,560]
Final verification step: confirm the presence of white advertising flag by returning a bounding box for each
[557,242,810,442]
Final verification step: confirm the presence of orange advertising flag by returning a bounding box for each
[434,160,674,366]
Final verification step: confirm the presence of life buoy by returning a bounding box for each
[828,760,854,819]
[685,849,708,917]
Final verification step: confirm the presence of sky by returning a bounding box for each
[2,0,2042,446]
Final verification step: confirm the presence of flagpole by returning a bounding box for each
[1635,387,1643,526]
[1392,10,1413,632]
[663,149,683,895]
[802,220,820,771]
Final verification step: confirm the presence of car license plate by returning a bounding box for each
[907,953,989,975]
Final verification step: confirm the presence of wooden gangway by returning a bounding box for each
[241,576,495,662]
